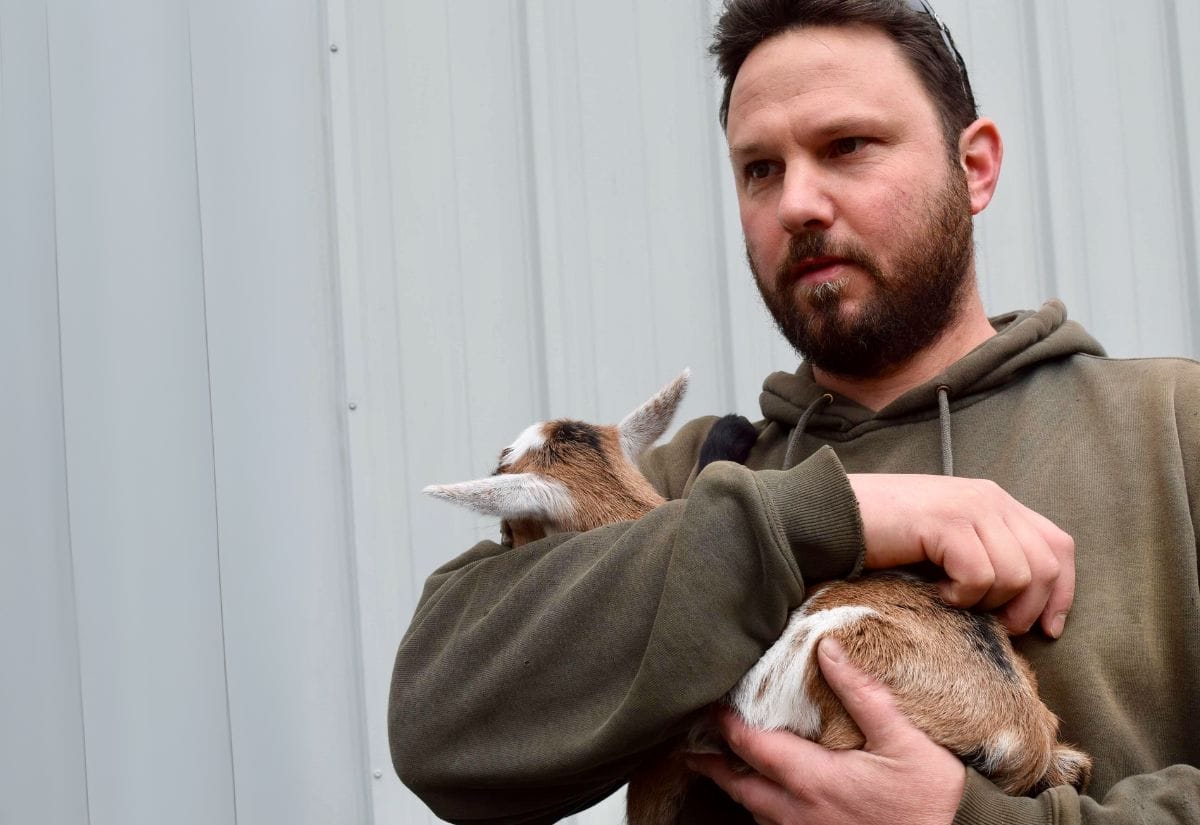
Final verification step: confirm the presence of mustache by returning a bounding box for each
[776,232,881,287]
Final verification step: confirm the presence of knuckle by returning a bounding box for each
[962,565,995,591]
[972,478,1003,500]
[1035,554,1061,582]
[724,725,749,753]
[1006,565,1033,592]
[1049,528,1075,554]
[961,483,989,507]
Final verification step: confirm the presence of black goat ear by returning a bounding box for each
[697,414,758,471]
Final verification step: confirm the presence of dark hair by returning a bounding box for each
[710,0,977,152]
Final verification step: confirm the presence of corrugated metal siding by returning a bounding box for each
[3,0,369,823]
[2,1,1198,824]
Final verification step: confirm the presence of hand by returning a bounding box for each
[847,473,1075,636]
[687,638,966,825]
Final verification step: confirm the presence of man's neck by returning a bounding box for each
[812,296,997,412]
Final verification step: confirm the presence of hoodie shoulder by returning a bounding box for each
[638,415,722,500]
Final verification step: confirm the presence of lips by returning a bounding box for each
[790,256,853,285]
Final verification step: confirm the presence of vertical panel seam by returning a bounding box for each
[568,6,603,415]
[1020,0,1058,303]
[630,1,662,383]
[183,7,240,822]
[320,0,380,818]
[1162,0,1200,358]
[1106,3,1145,353]
[45,1,93,821]
[515,0,552,420]
[377,6,421,595]
[698,0,739,413]
[442,8,478,465]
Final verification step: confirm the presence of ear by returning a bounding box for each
[618,369,690,462]
[423,473,574,523]
[958,117,1003,216]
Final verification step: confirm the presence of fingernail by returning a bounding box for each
[819,636,845,662]
[1050,612,1067,639]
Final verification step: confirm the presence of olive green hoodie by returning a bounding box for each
[389,302,1200,824]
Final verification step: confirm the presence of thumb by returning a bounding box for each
[817,637,912,750]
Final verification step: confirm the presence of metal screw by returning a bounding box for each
[373,770,383,779]
[330,43,340,53]
[348,401,358,411]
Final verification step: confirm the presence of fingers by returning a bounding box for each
[990,514,1056,634]
[686,752,790,822]
[933,521,994,608]
[851,474,1076,637]
[1028,511,1075,638]
[710,707,831,787]
[688,714,828,823]
[690,676,968,825]
[933,516,1034,612]
[816,638,915,750]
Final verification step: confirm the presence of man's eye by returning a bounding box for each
[745,160,777,180]
[831,137,869,157]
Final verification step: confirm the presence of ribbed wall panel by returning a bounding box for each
[4,0,368,822]
[3,1,1197,823]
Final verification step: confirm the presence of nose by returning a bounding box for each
[777,165,835,233]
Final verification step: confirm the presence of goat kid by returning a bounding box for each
[424,370,1092,824]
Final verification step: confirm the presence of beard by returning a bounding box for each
[750,168,975,379]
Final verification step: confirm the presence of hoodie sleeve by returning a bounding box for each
[953,765,1200,825]
[388,437,863,824]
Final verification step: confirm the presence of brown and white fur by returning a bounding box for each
[425,371,1091,824]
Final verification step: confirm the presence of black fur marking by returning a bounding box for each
[962,610,1017,680]
[552,420,603,452]
[698,414,758,471]
[958,744,991,775]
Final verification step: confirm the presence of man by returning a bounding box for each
[389,1,1200,823]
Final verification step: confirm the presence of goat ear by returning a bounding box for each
[423,473,574,523]
[618,369,690,462]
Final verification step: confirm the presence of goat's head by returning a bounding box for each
[424,370,689,546]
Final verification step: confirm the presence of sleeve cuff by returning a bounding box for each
[754,446,865,583]
[953,769,1060,825]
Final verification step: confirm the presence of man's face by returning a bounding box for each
[727,25,975,379]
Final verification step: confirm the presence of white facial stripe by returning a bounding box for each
[729,605,876,736]
[501,423,547,467]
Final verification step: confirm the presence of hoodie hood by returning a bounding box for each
[759,301,1107,437]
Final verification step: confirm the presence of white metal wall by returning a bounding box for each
[2,1,1198,824]
[2,1,370,823]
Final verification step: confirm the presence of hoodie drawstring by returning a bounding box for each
[937,385,954,477]
[783,393,833,470]
[783,388,954,476]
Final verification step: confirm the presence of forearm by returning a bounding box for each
[389,448,863,823]
[954,765,1200,825]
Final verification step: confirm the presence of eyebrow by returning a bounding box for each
[728,114,892,159]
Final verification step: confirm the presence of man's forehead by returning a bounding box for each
[727,25,932,140]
